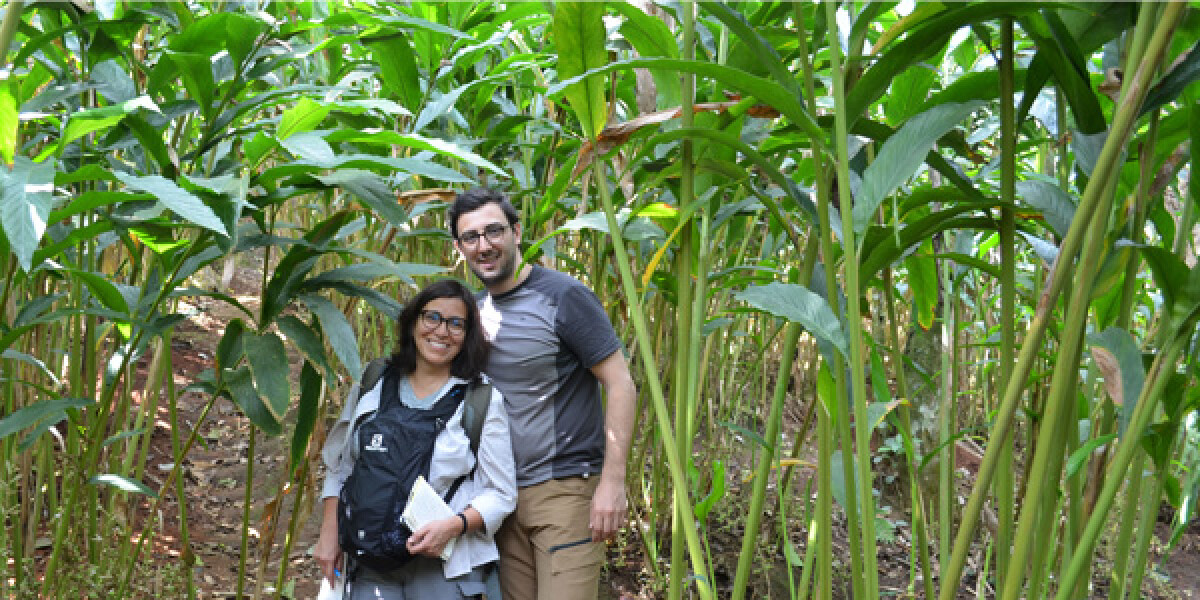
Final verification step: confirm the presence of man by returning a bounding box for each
[448,187,636,600]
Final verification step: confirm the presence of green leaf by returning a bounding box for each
[88,474,157,497]
[306,261,445,286]
[259,211,358,325]
[553,2,608,139]
[313,170,408,225]
[58,96,161,154]
[885,64,939,125]
[302,294,362,378]
[2,348,59,386]
[0,397,93,442]
[1141,423,1177,471]
[69,269,130,315]
[166,52,216,117]
[1065,433,1115,479]
[0,79,16,165]
[226,365,282,435]
[735,283,848,356]
[1016,179,1077,238]
[0,157,56,271]
[279,131,335,164]
[611,3,679,109]
[1142,39,1200,116]
[278,97,331,140]
[277,316,332,377]
[904,243,938,330]
[853,101,985,234]
[368,34,421,112]
[1138,245,1189,323]
[114,172,227,236]
[291,361,322,475]
[245,332,291,428]
[548,57,823,150]
[693,460,726,523]
[1088,327,1146,437]
[216,318,246,372]
[325,130,508,177]
[718,420,770,450]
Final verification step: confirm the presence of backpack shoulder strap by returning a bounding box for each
[442,379,493,505]
[357,358,389,403]
[461,379,492,456]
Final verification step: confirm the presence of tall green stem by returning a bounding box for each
[994,17,1017,583]
[824,4,878,597]
[937,3,1183,595]
[732,239,817,599]
[669,4,697,598]
[590,159,713,599]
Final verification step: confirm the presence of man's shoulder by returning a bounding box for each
[527,265,592,296]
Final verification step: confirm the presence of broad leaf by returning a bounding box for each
[904,243,938,330]
[302,294,362,378]
[368,33,422,112]
[277,316,333,377]
[1088,327,1145,437]
[1016,179,1077,238]
[114,172,227,236]
[853,101,985,234]
[58,96,161,154]
[225,365,281,435]
[0,397,93,442]
[279,131,336,164]
[278,97,331,140]
[325,130,508,177]
[735,283,848,355]
[0,157,55,271]
[314,170,407,226]
[245,332,291,427]
[553,2,608,139]
[547,57,824,150]
[216,318,246,371]
[1140,38,1200,116]
[291,361,322,475]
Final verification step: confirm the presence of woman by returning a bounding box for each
[314,279,516,598]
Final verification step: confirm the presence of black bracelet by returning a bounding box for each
[457,512,469,535]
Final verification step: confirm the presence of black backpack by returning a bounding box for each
[337,359,492,573]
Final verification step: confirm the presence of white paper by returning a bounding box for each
[401,475,457,560]
[316,575,344,600]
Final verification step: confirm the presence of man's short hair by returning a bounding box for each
[448,187,520,239]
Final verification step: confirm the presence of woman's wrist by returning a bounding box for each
[456,512,469,535]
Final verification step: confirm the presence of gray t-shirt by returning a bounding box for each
[478,266,623,487]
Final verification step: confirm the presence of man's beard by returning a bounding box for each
[472,249,517,287]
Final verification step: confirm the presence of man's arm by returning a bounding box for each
[589,350,636,542]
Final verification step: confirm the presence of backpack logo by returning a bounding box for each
[364,433,387,452]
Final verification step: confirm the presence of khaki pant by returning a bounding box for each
[496,476,604,600]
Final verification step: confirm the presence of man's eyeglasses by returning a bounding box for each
[419,310,467,336]
[457,223,510,248]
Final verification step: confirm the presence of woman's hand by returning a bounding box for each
[405,516,461,558]
[314,497,342,586]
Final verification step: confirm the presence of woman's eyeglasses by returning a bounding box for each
[457,223,509,248]
[419,310,467,336]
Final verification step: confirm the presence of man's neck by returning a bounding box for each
[486,263,533,296]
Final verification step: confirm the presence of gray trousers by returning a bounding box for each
[347,556,490,599]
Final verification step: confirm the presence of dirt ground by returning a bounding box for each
[132,260,1200,599]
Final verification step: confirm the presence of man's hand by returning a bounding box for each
[590,477,627,542]
[406,517,460,558]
